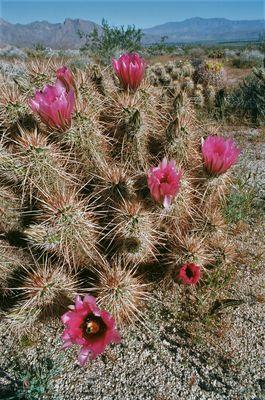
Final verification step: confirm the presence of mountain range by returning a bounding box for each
[0,17,264,49]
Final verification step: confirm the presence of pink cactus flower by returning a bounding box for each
[29,80,75,131]
[177,263,201,285]
[147,158,182,208]
[112,52,146,91]
[61,294,121,366]
[56,66,75,92]
[202,135,240,175]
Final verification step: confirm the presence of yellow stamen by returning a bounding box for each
[86,320,100,334]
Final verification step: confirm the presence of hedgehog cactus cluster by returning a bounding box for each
[147,59,225,109]
[0,53,240,364]
[147,60,195,87]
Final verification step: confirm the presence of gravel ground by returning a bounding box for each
[0,127,264,400]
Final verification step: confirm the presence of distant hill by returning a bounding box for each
[0,18,100,49]
[143,17,265,44]
[0,17,264,49]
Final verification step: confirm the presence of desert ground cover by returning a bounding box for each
[0,49,264,399]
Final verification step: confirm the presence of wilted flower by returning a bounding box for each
[147,158,182,208]
[177,263,201,285]
[61,294,121,366]
[56,66,75,92]
[202,136,240,175]
[29,80,75,131]
[112,52,146,91]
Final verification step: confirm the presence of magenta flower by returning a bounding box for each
[29,80,75,131]
[147,158,182,208]
[56,66,74,92]
[61,295,121,366]
[177,263,201,285]
[202,136,240,175]
[112,52,146,91]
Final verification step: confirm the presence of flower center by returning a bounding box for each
[86,320,100,335]
[186,267,194,279]
[160,173,169,184]
[82,314,107,339]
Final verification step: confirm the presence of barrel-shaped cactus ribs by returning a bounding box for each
[0,54,240,353]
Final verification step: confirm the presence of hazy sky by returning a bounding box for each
[1,1,264,27]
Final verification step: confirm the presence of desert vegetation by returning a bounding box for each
[0,20,264,399]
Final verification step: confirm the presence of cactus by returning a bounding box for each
[181,77,195,93]
[159,72,172,86]
[24,186,101,268]
[15,257,79,316]
[171,67,182,80]
[0,186,22,232]
[146,70,159,86]
[91,162,136,204]
[2,256,80,336]
[9,127,77,201]
[193,89,205,108]
[181,61,195,77]
[147,61,219,112]
[106,200,162,264]
[92,257,151,326]
[22,58,62,93]
[204,84,216,107]
[0,56,240,337]
[165,61,175,73]
[168,230,214,275]
[164,91,201,168]
[0,240,28,295]
[0,81,32,136]
[195,61,225,89]
[151,63,165,76]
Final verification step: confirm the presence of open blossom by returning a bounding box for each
[177,263,201,285]
[61,295,121,366]
[202,135,240,175]
[112,52,146,91]
[147,158,182,208]
[29,80,75,131]
[56,66,75,92]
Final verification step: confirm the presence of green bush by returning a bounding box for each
[231,57,262,69]
[78,19,143,64]
[226,68,265,124]
[206,48,225,59]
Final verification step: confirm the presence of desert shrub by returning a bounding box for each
[188,47,206,59]
[224,49,238,59]
[79,19,143,64]
[0,60,26,81]
[206,48,225,59]
[231,50,264,68]
[0,45,27,60]
[224,68,265,124]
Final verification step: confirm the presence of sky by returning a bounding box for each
[1,1,264,28]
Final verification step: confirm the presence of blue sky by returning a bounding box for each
[1,1,264,27]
